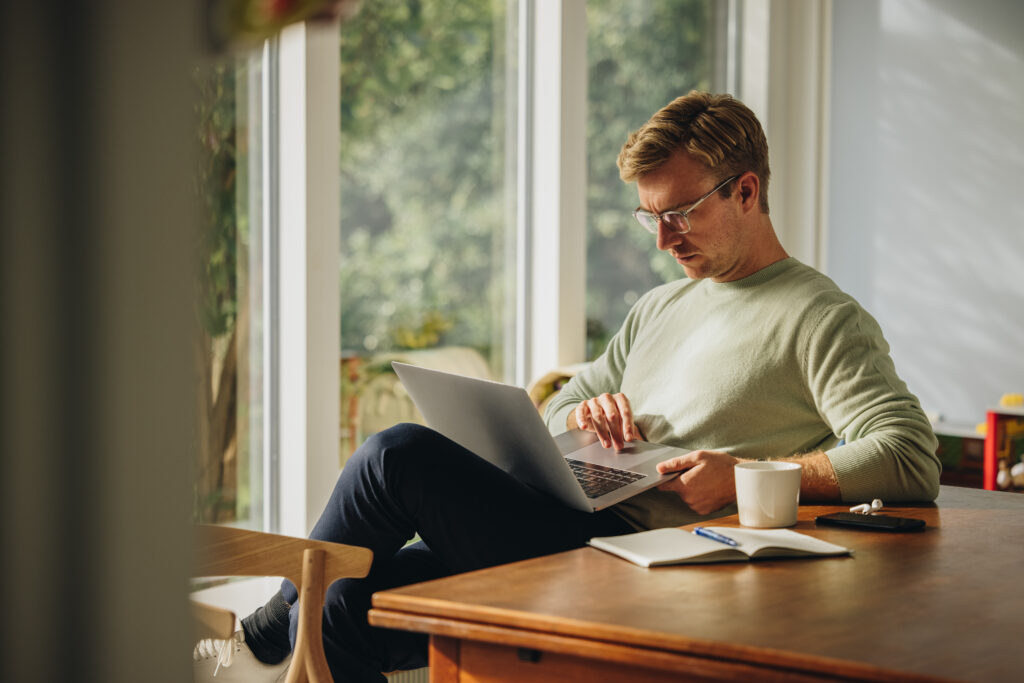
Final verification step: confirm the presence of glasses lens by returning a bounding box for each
[661,213,689,234]
[634,211,659,233]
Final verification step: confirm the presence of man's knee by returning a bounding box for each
[355,423,435,465]
[348,423,442,480]
[367,423,436,452]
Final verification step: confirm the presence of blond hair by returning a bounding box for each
[617,91,770,213]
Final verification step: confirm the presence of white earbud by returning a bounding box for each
[850,499,883,515]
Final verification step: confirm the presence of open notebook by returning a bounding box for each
[588,527,853,567]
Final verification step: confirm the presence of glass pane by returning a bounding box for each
[586,0,714,358]
[338,1,516,460]
[193,50,266,527]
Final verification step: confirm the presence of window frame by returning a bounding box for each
[265,0,832,533]
[274,20,341,537]
[518,0,588,386]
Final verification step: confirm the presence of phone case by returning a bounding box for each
[814,512,926,532]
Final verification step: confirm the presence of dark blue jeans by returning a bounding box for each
[278,423,633,682]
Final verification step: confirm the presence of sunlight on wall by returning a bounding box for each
[828,0,1024,424]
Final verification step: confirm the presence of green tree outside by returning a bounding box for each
[337,0,713,364]
[339,0,508,368]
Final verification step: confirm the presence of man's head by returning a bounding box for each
[617,92,770,214]
[619,92,786,282]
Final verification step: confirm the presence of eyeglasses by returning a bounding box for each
[632,175,738,235]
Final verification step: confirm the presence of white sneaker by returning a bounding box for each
[193,630,291,682]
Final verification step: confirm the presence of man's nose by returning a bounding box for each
[656,220,684,251]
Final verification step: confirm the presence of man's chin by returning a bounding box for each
[675,256,707,279]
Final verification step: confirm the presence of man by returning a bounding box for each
[194,92,939,682]
[545,91,939,531]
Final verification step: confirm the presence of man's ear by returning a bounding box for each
[737,172,760,211]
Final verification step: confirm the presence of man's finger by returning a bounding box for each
[585,399,616,448]
[656,471,683,492]
[575,403,591,431]
[656,453,696,474]
[594,394,626,449]
[612,393,637,441]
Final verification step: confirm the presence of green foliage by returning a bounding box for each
[193,56,252,525]
[194,60,243,339]
[392,311,455,350]
[338,0,507,356]
[337,0,713,362]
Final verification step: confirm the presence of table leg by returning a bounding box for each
[428,636,460,682]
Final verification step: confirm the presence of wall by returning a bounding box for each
[828,0,1024,424]
[1,2,196,681]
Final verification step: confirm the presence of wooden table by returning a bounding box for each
[369,486,1024,682]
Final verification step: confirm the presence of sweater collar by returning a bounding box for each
[706,257,798,290]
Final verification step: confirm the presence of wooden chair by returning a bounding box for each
[192,525,373,683]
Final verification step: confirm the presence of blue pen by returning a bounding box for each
[694,526,739,547]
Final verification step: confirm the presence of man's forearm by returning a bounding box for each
[782,450,840,502]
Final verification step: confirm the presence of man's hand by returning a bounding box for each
[570,393,642,451]
[655,450,740,515]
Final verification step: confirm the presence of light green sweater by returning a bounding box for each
[544,258,940,530]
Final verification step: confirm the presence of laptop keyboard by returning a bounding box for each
[566,458,646,499]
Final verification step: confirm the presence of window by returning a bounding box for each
[191,1,727,527]
[337,0,517,457]
[193,48,268,528]
[585,0,716,357]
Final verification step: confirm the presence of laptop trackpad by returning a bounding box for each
[555,430,674,472]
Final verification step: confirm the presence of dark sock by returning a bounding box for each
[240,591,292,664]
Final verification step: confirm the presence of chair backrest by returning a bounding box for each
[193,525,373,683]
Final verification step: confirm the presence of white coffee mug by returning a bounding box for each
[734,461,802,527]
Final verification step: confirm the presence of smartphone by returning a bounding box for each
[815,512,926,532]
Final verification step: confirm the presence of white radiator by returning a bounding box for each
[386,667,429,683]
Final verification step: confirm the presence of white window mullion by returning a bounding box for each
[737,0,831,271]
[514,0,534,388]
[524,0,587,385]
[766,0,831,271]
[276,20,341,537]
[261,37,280,533]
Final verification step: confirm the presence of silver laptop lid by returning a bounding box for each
[391,362,591,510]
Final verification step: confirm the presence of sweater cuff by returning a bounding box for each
[546,403,575,436]
[825,439,878,502]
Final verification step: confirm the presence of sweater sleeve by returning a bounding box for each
[543,293,649,435]
[802,299,940,502]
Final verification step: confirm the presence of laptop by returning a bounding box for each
[392,362,685,512]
